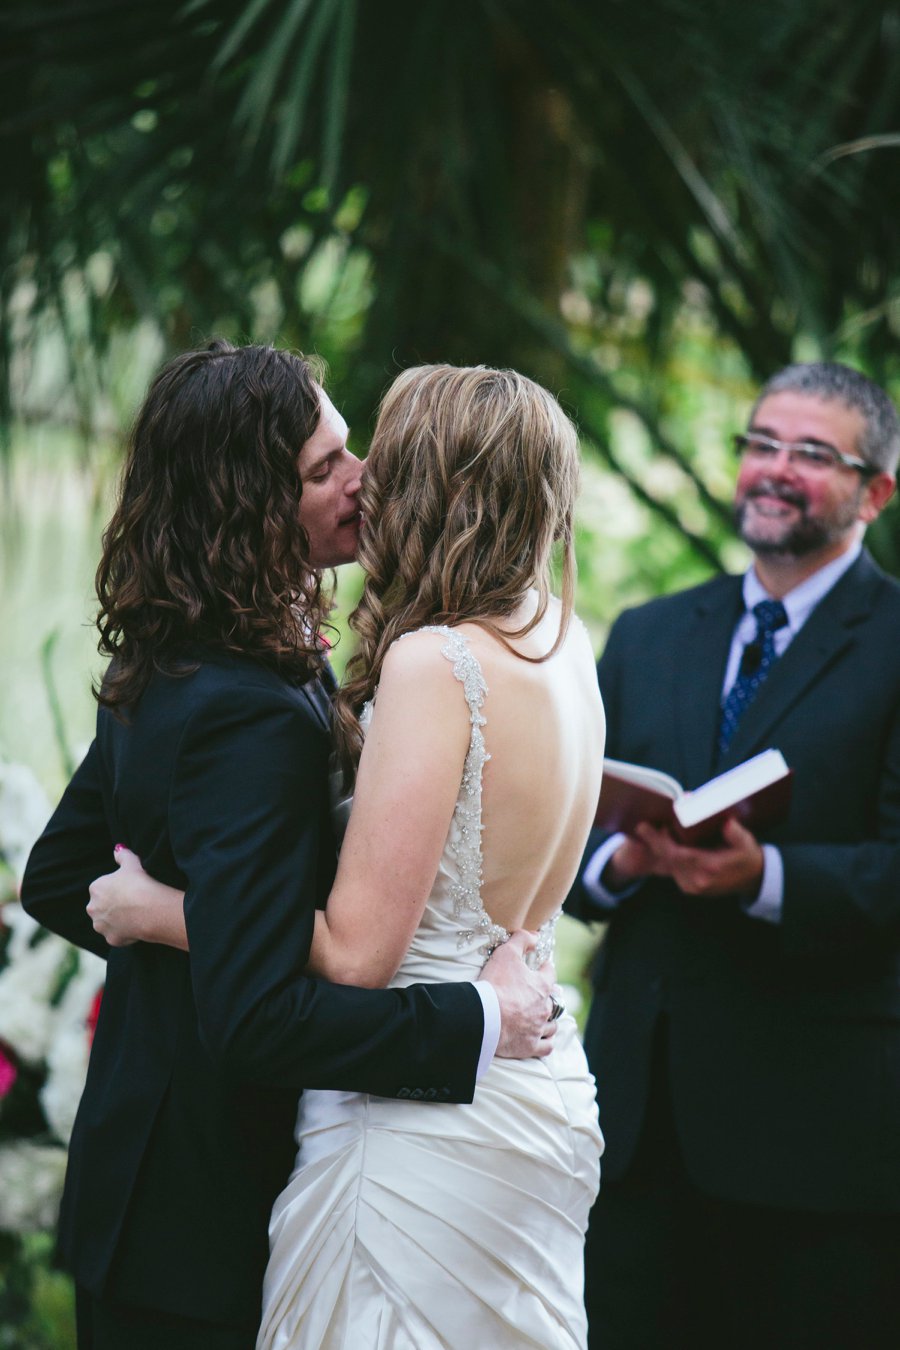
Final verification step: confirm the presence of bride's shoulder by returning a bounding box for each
[380,625,472,687]
[380,624,488,715]
[370,628,474,739]
[567,608,596,654]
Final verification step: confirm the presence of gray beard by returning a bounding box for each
[733,490,861,558]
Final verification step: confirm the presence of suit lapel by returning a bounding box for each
[675,575,744,786]
[719,551,882,768]
[318,657,338,696]
[299,670,333,732]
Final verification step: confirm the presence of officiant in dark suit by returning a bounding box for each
[21,340,555,1350]
[567,363,900,1350]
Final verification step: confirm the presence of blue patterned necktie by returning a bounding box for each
[716,599,789,758]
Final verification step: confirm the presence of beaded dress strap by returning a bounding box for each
[396,625,559,967]
[396,626,505,957]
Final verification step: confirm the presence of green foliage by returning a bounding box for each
[0,1233,75,1350]
[3,1,900,567]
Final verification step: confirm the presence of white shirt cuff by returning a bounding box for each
[742,844,783,924]
[472,981,501,1079]
[582,834,642,911]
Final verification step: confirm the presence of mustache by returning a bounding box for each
[744,481,808,509]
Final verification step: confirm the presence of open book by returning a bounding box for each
[594,748,792,846]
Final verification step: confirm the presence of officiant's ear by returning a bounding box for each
[860,471,896,523]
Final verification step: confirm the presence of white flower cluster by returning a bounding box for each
[0,1141,68,1233]
[0,760,52,884]
[0,757,105,1233]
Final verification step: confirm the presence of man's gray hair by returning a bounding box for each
[752,362,900,475]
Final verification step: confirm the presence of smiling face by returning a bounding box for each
[733,391,888,562]
[297,388,363,568]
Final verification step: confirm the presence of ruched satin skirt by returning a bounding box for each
[258,1016,602,1350]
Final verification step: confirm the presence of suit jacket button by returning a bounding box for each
[397,1087,411,1098]
[423,1088,437,1101]
[409,1088,424,1100]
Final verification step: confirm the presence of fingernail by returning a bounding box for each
[114,844,124,852]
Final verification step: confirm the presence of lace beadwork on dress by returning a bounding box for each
[396,624,560,968]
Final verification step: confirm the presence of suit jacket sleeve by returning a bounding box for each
[170,687,484,1100]
[20,740,112,960]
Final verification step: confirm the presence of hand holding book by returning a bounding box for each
[627,813,768,899]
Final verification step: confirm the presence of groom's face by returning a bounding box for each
[298,388,363,568]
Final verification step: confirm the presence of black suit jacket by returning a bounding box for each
[21,650,484,1328]
[568,551,900,1213]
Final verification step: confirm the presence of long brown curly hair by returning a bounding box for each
[96,338,330,711]
[333,363,580,775]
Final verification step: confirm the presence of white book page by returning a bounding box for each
[673,749,788,828]
[603,757,683,801]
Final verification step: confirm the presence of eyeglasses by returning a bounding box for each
[733,433,876,476]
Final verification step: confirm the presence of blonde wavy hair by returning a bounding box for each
[333,363,580,774]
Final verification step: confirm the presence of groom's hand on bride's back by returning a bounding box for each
[481,931,558,1059]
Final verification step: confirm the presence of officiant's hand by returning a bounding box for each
[481,931,558,1060]
[632,817,764,899]
[605,835,658,889]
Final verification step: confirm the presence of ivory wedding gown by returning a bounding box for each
[258,628,603,1350]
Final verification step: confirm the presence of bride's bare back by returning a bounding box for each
[457,601,605,936]
[307,597,601,988]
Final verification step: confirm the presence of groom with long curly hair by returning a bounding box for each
[22,339,553,1350]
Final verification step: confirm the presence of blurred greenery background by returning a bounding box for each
[2,1,900,1343]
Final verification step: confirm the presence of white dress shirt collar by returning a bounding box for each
[742,539,862,633]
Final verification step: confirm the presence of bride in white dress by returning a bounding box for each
[92,365,605,1348]
[258,366,604,1349]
